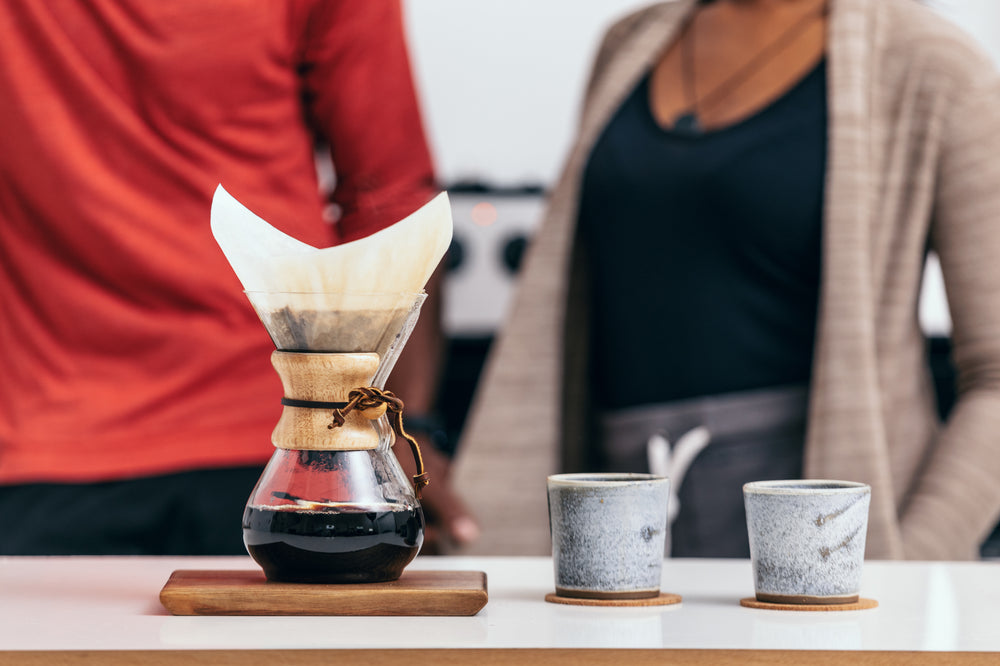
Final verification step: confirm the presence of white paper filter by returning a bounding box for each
[210,185,452,353]
[210,184,451,297]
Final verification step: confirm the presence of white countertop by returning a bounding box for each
[1,555,997,655]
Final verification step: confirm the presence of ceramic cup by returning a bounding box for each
[547,472,670,600]
[743,480,871,604]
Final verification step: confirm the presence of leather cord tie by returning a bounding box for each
[326,387,430,498]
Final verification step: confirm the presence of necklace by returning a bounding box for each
[673,3,828,136]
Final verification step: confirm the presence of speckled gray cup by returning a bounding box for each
[547,473,670,600]
[743,480,871,604]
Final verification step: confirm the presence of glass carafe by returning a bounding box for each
[240,291,427,584]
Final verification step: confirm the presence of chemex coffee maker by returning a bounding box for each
[210,185,452,584]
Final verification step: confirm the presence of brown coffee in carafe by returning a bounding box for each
[243,501,424,584]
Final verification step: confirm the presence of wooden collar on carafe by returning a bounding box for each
[270,351,431,497]
[271,351,381,451]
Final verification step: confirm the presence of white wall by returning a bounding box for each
[933,0,1000,65]
[405,1,649,187]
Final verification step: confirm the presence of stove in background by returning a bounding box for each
[436,184,545,456]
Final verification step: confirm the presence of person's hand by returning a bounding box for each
[393,437,480,553]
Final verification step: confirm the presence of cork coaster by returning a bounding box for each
[545,592,682,607]
[740,597,878,612]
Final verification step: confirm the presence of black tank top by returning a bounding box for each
[578,60,826,410]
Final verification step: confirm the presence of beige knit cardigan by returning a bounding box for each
[452,0,1000,560]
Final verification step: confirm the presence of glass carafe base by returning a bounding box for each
[243,501,424,583]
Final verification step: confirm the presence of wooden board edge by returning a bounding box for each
[159,569,488,617]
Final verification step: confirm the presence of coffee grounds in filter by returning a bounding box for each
[258,307,409,353]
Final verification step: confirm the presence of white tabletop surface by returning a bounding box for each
[0,555,998,654]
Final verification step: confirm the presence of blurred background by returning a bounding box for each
[402,1,999,468]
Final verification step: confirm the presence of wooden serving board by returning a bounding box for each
[159,569,488,616]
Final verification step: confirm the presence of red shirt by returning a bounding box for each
[0,1,436,483]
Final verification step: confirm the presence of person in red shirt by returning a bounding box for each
[0,0,478,554]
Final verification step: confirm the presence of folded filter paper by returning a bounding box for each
[210,185,452,358]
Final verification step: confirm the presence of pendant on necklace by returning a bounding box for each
[673,111,703,137]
